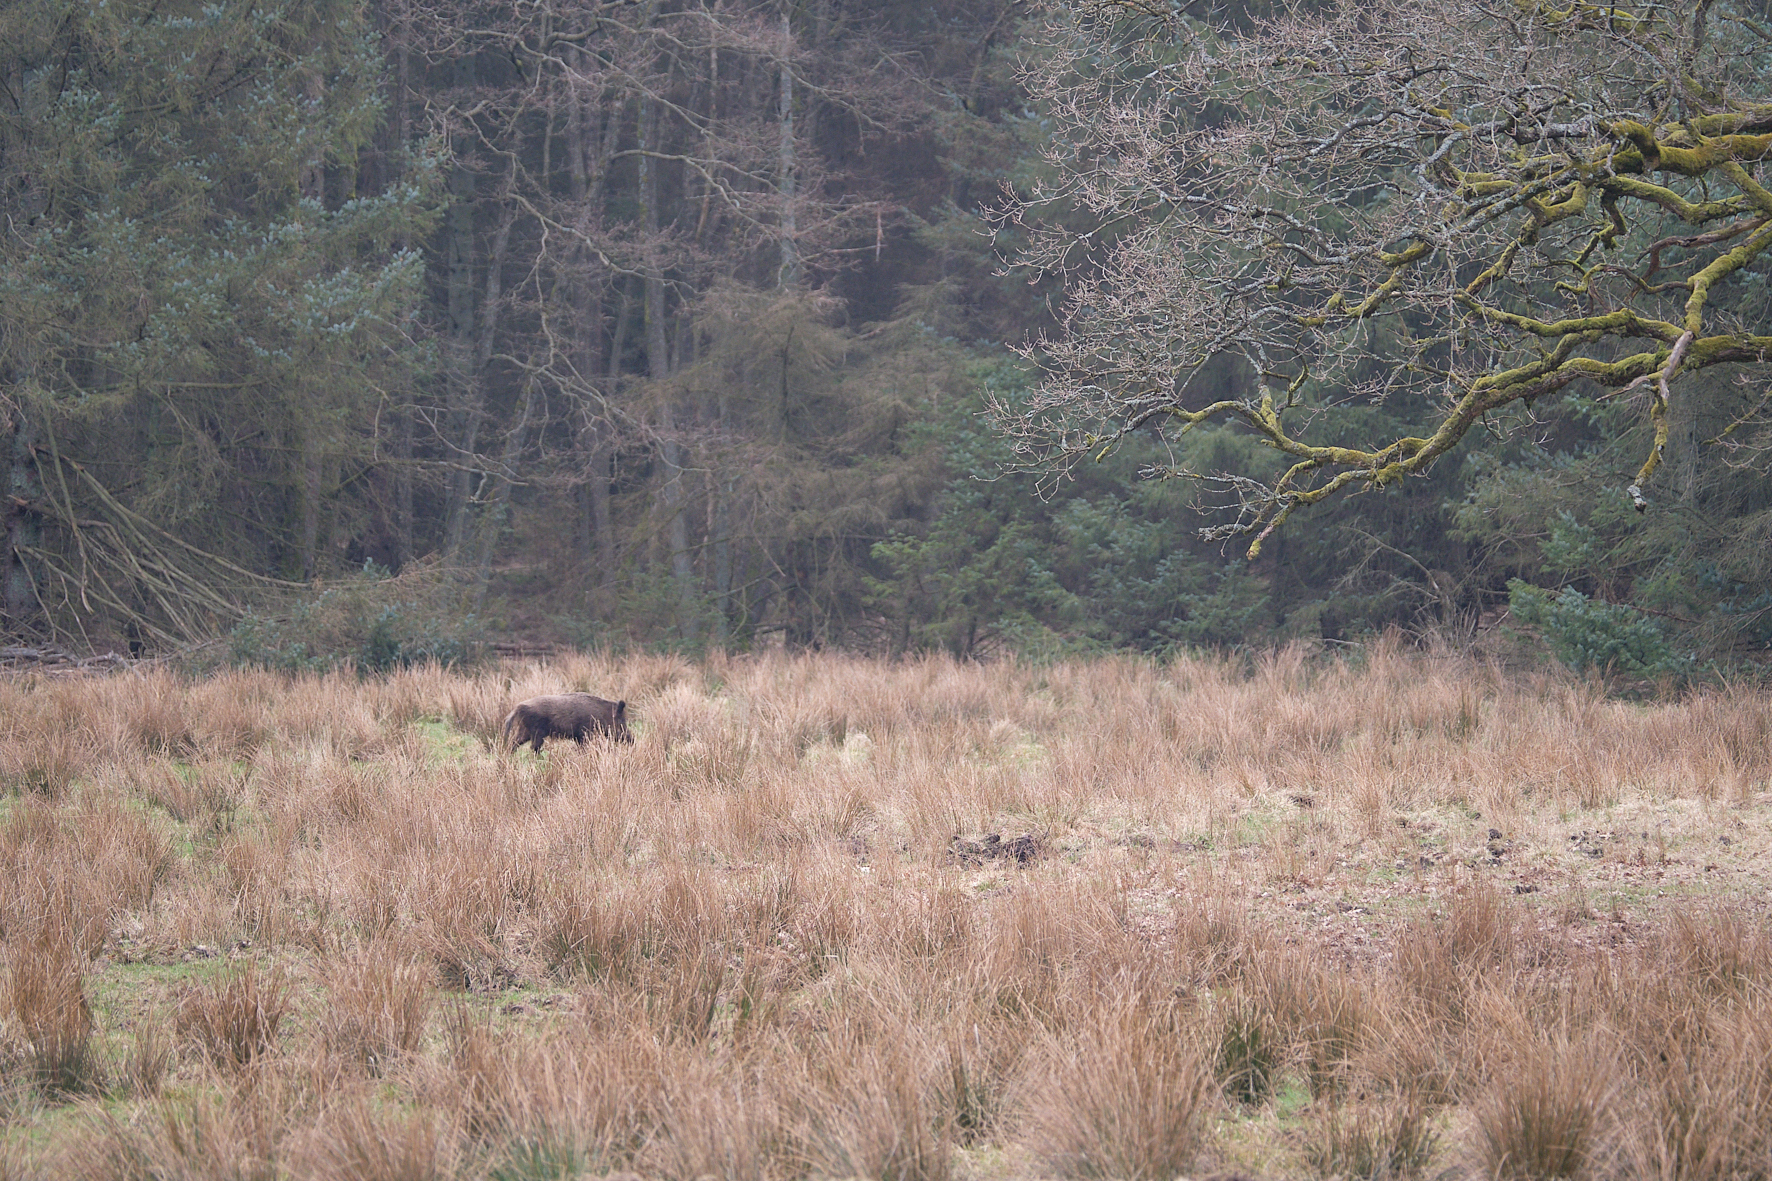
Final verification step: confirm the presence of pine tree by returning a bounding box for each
[0,0,440,646]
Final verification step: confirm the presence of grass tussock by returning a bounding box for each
[123,1020,172,1099]
[2,932,100,1096]
[1471,1032,1616,1181]
[1304,1085,1438,1177]
[176,963,291,1071]
[0,649,1766,1177]
[1215,991,1281,1107]
[794,1019,952,1181]
[296,1092,457,1181]
[1019,989,1217,1181]
[69,1071,313,1181]
[319,935,435,1071]
[1303,1088,1440,1180]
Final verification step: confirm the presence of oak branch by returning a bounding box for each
[996,0,1772,556]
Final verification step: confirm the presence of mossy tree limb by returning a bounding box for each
[996,0,1772,556]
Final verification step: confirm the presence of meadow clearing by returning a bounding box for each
[0,646,1769,1180]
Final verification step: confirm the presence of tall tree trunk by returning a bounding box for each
[469,377,539,613]
[394,408,415,568]
[583,435,614,591]
[298,80,327,581]
[710,389,733,645]
[585,289,634,601]
[444,193,515,561]
[777,12,798,289]
[442,157,477,557]
[299,434,322,580]
[392,25,416,568]
[639,94,698,641]
[567,59,621,606]
[3,407,41,636]
[786,540,816,650]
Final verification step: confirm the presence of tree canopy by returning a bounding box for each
[1,0,439,644]
[1,0,1767,669]
[997,0,1772,557]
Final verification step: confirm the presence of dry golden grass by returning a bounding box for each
[175,963,290,1072]
[0,646,1767,1179]
[2,932,98,1097]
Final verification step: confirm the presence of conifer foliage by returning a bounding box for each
[0,0,441,644]
[1,0,1768,667]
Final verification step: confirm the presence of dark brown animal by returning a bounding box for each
[501,693,632,751]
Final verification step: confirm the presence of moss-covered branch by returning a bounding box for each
[1001,0,1772,556]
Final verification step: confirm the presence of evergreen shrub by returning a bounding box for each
[1507,580,1692,682]
[229,563,479,673]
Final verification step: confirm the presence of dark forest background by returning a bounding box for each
[3,0,1767,672]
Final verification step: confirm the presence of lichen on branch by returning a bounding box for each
[996,0,1772,556]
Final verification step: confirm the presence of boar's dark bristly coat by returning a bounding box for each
[501,693,632,751]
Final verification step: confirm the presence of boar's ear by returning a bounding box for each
[615,700,627,719]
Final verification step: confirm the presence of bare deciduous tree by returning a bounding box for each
[402,0,927,639]
[996,0,1772,556]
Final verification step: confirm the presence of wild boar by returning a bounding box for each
[501,693,632,751]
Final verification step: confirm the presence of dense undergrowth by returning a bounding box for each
[0,648,1768,1179]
